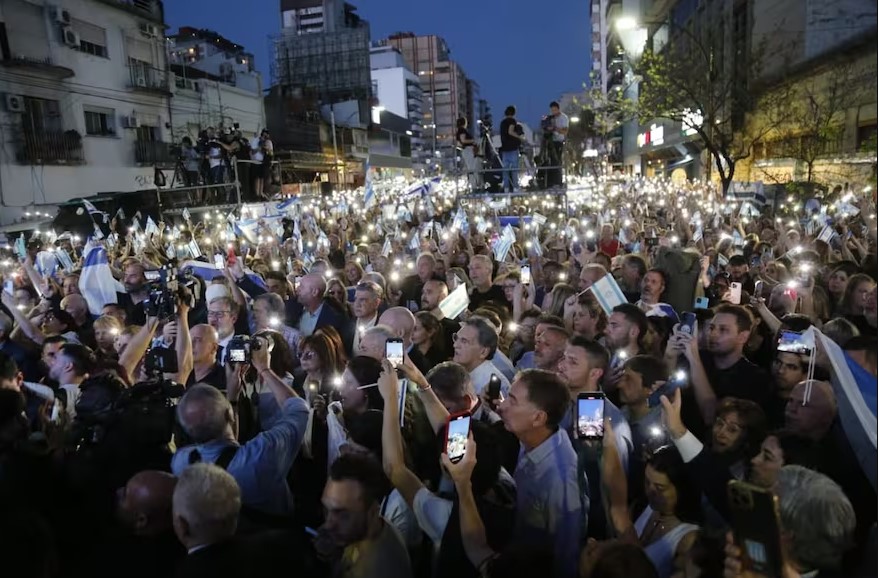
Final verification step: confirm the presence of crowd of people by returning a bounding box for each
[0,173,876,578]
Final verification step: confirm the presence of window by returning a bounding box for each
[23,97,62,133]
[857,123,877,152]
[84,108,115,136]
[73,19,108,58]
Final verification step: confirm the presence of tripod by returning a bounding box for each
[477,126,503,193]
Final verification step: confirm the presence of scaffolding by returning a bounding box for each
[270,26,372,103]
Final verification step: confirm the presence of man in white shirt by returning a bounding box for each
[352,281,382,356]
[546,101,569,188]
[452,316,510,397]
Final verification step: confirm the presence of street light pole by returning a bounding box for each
[331,105,340,188]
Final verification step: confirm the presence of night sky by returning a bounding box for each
[165,0,591,127]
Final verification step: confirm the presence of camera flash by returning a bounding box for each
[674,369,686,382]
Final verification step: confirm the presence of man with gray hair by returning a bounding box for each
[452,316,511,396]
[468,254,509,312]
[353,281,383,356]
[172,463,242,570]
[251,292,301,355]
[357,324,396,362]
[294,273,353,352]
[172,337,309,518]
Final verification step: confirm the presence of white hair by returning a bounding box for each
[173,463,240,543]
[362,324,396,342]
[777,465,855,572]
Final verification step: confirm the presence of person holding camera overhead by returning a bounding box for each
[171,331,309,520]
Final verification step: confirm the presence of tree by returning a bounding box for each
[762,62,878,183]
[631,25,792,194]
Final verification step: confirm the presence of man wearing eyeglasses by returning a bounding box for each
[352,282,382,356]
[207,297,238,363]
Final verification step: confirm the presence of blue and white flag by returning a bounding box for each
[79,246,123,316]
[727,181,766,206]
[179,260,267,292]
[805,327,876,489]
[590,274,627,315]
[82,199,109,223]
[642,302,680,324]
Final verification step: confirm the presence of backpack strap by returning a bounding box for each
[187,445,239,470]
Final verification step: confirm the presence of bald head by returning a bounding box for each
[785,380,837,441]
[190,324,219,365]
[61,294,89,323]
[116,470,177,536]
[297,274,327,309]
[379,307,416,346]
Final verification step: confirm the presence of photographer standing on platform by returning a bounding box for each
[499,106,526,193]
[456,117,479,189]
[544,101,568,188]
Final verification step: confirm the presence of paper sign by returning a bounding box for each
[590,274,628,315]
[14,235,26,260]
[381,237,392,257]
[693,225,703,243]
[438,284,470,320]
[182,207,192,222]
[55,248,74,272]
[817,225,836,244]
[532,213,547,226]
[187,239,202,259]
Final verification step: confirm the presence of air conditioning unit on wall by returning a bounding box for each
[52,7,72,25]
[62,26,80,47]
[5,94,24,113]
[122,115,139,128]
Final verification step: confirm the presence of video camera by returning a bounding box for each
[143,262,195,319]
[540,114,555,136]
[226,334,266,364]
[144,346,178,377]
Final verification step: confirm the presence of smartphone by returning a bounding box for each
[293,276,302,291]
[520,265,531,286]
[572,241,582,255]
[680,311,697,335]
[144,271,160,282]
[2,279,13,295]
[694,296,710,310]
[445,412,472,463]
[384,338,404,368]
[728,480,784,578]
[586,240,597,253]
[646,236,659,248]
[776,330,812,355]
[486,374,502,401]
[754,280,764,298]
[214,254,225,270]
[749,254,761,268]
[729,282,742,304]
[576,392,605,440]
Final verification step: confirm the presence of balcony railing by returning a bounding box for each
[17,130,85,165]
[95,0,163,22]
[128,63,171,93]
[134,140,175,164]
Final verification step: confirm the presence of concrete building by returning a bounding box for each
[369,43,424,170]
[167,27,262,94]
[0,0,170,226]
[383,33,473,171]
[590,0,610,96]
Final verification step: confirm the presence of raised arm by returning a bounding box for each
[399,355,449,434]
[119,317,159,380]
[378,360,425,508]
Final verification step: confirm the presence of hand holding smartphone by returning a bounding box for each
[729,282,743,304]
[520,265,531,286]
[680,311,697,335]
[445,412,472,463]
[486,373,502,402]
[575,392,605,440]
[384,338,404,368]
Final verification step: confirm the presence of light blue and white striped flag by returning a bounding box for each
[364,161,376,209]
[79,246,124,316]
[590,274,628,315]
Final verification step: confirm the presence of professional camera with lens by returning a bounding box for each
[145,286,176,319]
[226,334,264,364]
[540,115,555,136]
[144,346,178,377]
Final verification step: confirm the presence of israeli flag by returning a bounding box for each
[179,260,267,292]
[82,199,109,223]
[79,246,124,316]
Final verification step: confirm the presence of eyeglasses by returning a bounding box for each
[207,310,231,318]
[299,351,316,360]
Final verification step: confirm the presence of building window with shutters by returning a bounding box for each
[72,19,108,58]
[84,107,116,136]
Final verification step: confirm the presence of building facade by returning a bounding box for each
[383,33,472,171]
[0,0,170,226]
[369,43,423,170]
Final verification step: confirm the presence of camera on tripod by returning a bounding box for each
[540,115,555,137]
